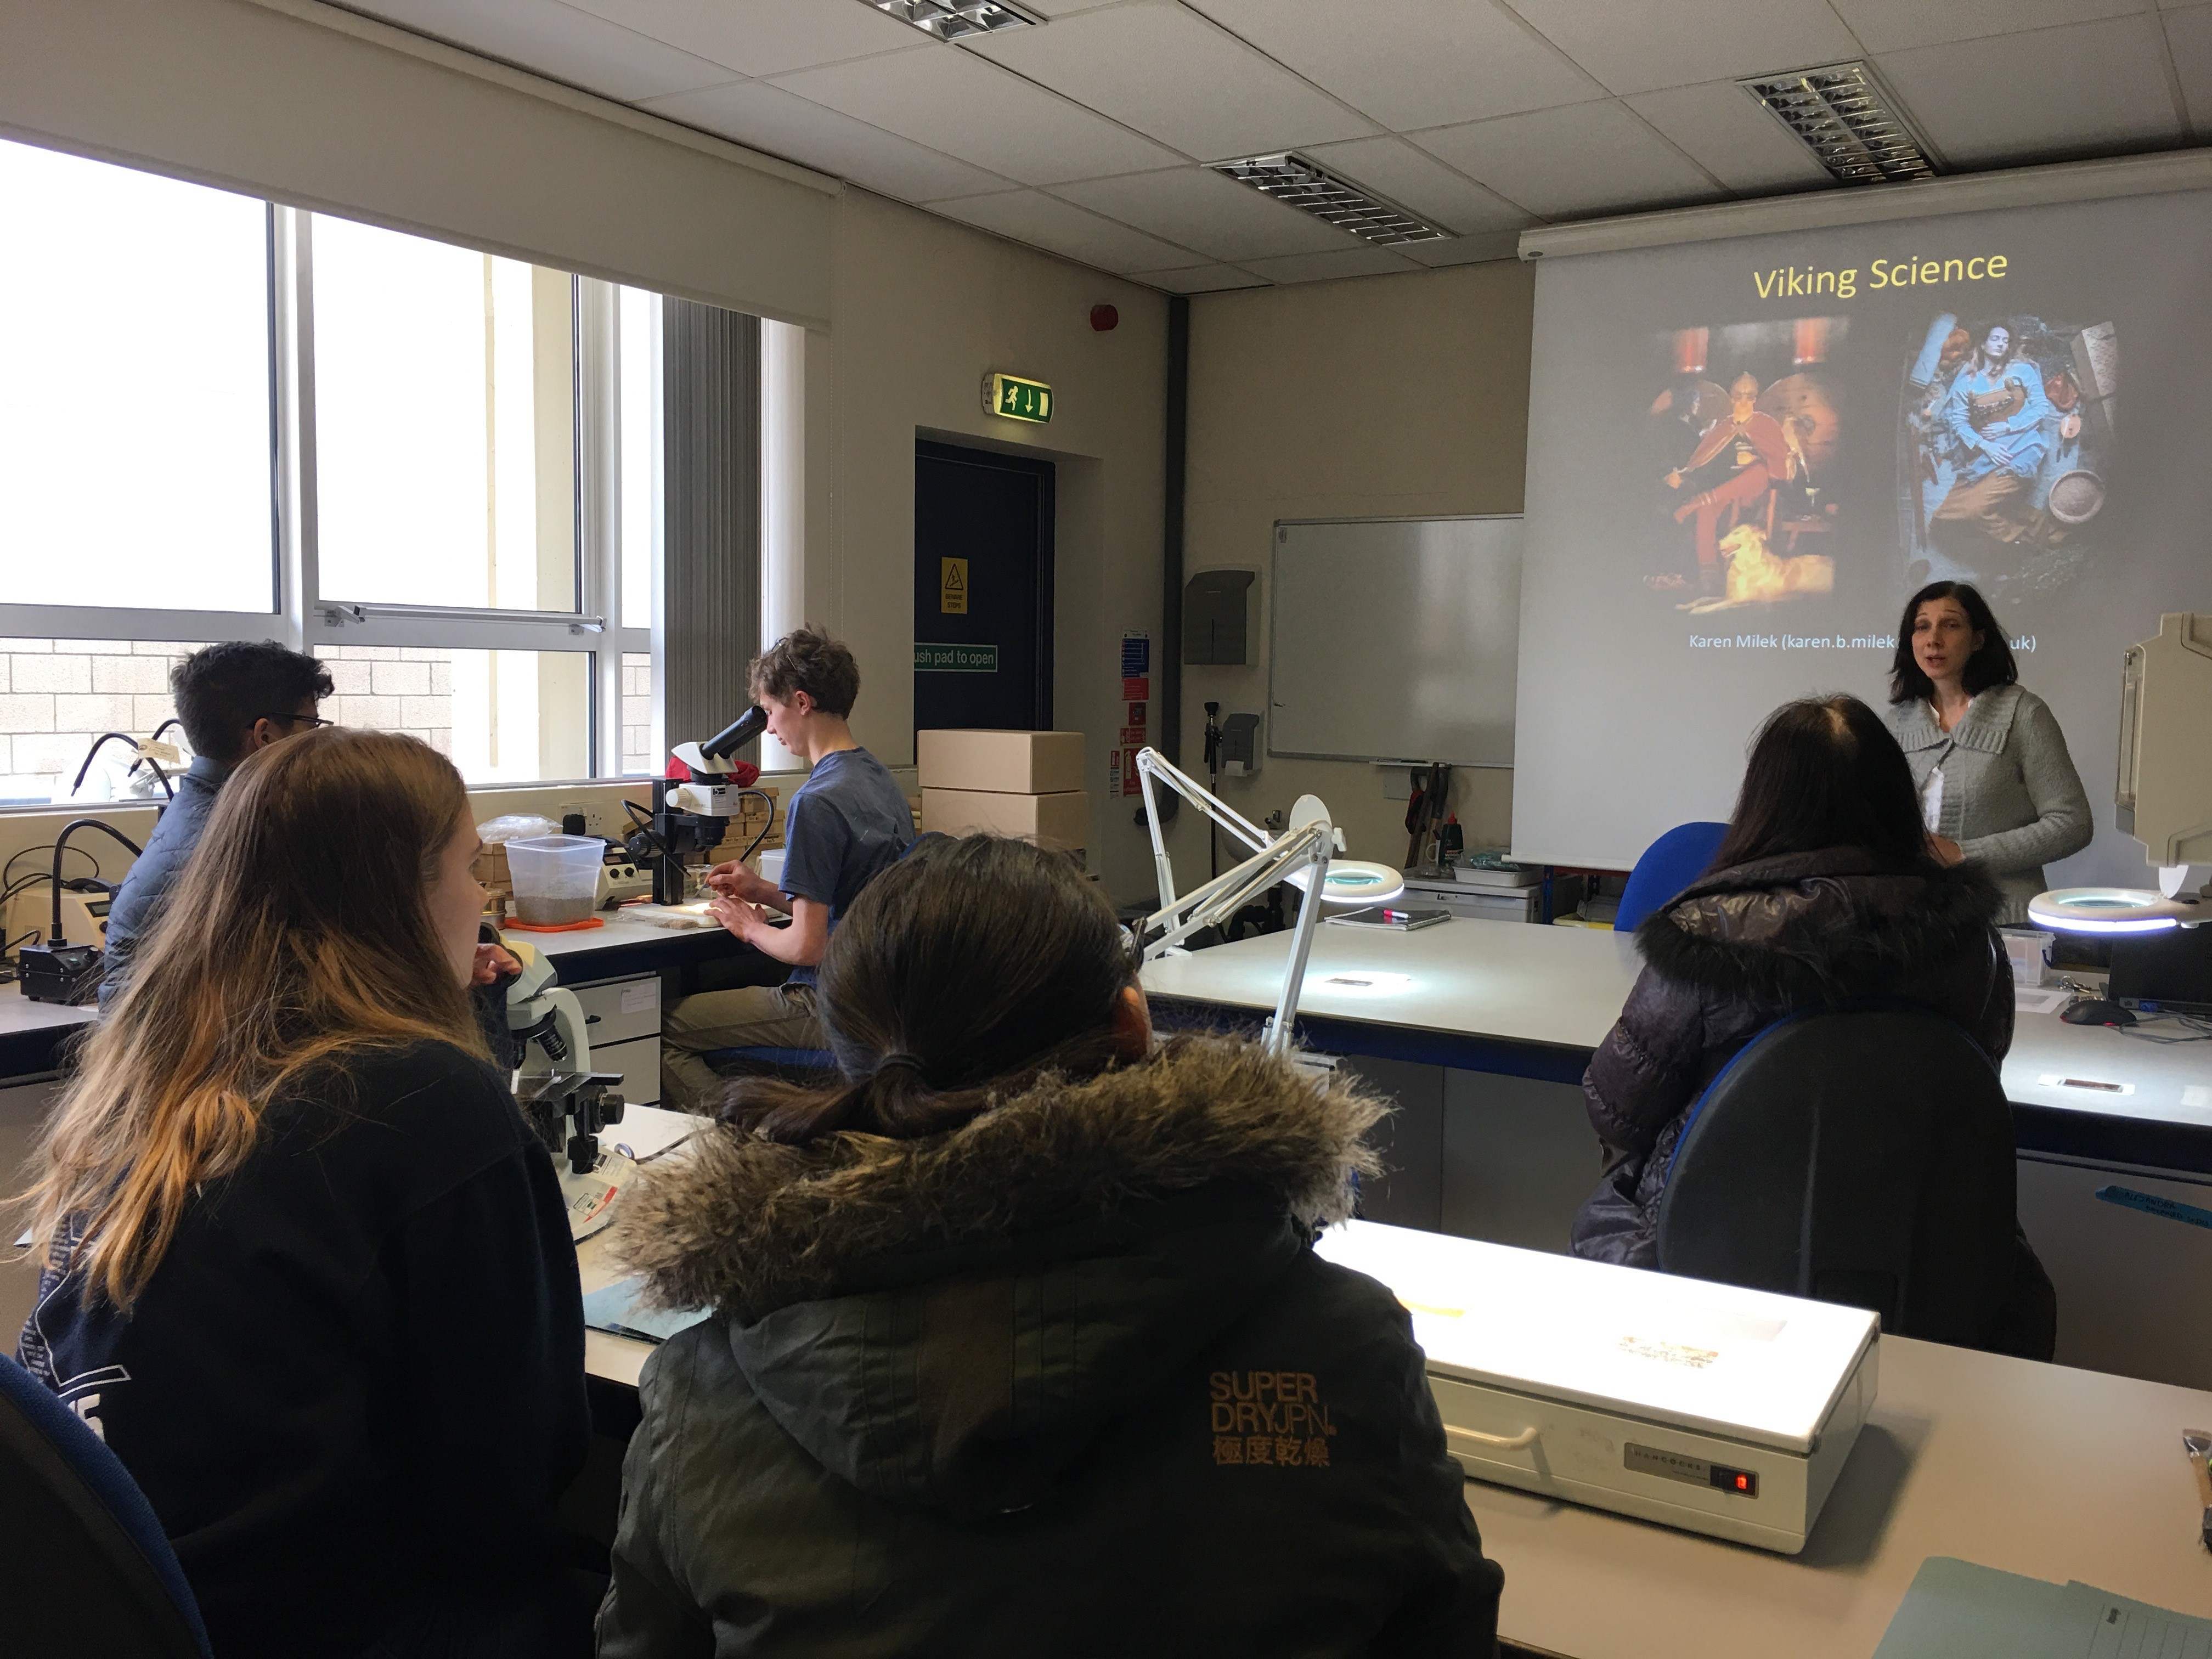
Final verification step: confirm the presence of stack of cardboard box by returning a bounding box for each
[918,730,1088,855]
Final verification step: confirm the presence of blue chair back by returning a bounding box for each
[0,1351,211,1657]
[1656,1009,2035,1354]
[1613,821,1729,933]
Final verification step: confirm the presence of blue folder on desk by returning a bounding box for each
[582,1276,711,1345]
[1875,1558,2212,1659]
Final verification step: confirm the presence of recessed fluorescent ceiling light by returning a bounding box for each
[1211,154,1446,247]
[866,0,1037,42]
[1741,63,1937,184]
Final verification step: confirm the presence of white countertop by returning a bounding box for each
[1142,917,1644,1052]
[1479,1333,2212,1657]
[578,1102,698,1392]
[0,980,97,1042]
[1141,919,2212,1136]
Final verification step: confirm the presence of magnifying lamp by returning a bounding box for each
[2027,885,2205,935]
[1133,748,1397,1057]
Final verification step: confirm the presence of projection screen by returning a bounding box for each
[1513,189,2212,887]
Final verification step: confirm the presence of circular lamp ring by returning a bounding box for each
[1320,859,1406,906]
[2027,886,2199,934]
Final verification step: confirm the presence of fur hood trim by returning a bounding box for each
[1637,848,2002,1007]
[612,1035,1386,1318]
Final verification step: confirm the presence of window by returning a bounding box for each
[0,136,675,798]
[313,220,577,612]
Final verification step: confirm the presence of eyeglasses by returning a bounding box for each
[265,713,335,731]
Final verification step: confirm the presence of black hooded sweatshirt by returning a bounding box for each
[1571,848,2015,1269]
[595,1036,1503,1659]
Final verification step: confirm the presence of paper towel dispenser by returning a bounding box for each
[1183,568,1256,666]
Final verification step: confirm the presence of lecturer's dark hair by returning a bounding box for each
[1889,581,2016,703]
[714,834,1139,1144]
[1710,695,1930,873]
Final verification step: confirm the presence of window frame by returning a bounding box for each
[0,198,657,796]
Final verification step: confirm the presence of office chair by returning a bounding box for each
[1613,821,1729,934]
[0,1353,212,1658]
[1656,1009,2046,1357]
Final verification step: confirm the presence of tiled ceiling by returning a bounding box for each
[338,0,2212,292]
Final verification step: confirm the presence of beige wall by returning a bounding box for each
[1171,261,1537,878]
[805,190,1171,904]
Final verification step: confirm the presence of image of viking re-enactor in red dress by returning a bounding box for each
[1663,371,1793,595]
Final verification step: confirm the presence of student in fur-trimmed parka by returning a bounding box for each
[595,834,1503,1659]
[1568,695,2053,1360]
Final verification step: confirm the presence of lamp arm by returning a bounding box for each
[1135,748,1269,853]
[70,732,142,796]
[1264,833,1333,1059]
[48,818,147,944]
[1141,822,1334,957]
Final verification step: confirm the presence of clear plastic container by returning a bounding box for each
[505,834,604,927]
[2000,928,2053,988]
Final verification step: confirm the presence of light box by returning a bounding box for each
[1314,1221,1878,1554]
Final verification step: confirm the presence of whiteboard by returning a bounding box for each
[1268,516,1521,766]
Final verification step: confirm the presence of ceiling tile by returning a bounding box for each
[641,79,1015,199]
[1624,80,1838,192]
[1051,167,1354,259]
[1830,0,2148,55]
[1300,136,1538,236]
[1500,0,1862,95]
[1188,0,1606,129]
[1131,263,1270,293]
[1412,101,1725,219]
[966,2,1376,161]
[928,189,1200,273]
[2164,3,2212,131]
[771,44,1182,184]
[1398,230,1526,266]
[562,0,919,77]
[1876,16,2182,166]
[1236,245,1420,284]
[345,0,738,100]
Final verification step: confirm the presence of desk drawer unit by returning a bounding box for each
[573,977,660,1107]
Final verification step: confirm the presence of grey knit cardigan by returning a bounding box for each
[1883,683,2094,924]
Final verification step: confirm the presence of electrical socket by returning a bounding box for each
[557,801,599,837]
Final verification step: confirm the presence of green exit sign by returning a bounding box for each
[985,371,1052,424]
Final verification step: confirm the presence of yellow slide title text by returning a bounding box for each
[1752,253,2008,301]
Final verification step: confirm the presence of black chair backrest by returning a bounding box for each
[0,1352,211,1658]
[1656,1009,2018,1346]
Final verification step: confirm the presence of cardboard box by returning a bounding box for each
[918,729,1086,795]
[923,787,1090,851]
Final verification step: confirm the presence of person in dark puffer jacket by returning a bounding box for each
[598,833,1503,1659]
[1570,693,2055,1359]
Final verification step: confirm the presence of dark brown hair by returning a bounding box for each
[1709,695,1930,873]
[173,639,335,762]
[748,627,861,719]
[23,729,482,1307]
[717,834,1137,1144]
[1889,581,2017,704]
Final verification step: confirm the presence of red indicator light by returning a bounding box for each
[1735,1474,1750,1491]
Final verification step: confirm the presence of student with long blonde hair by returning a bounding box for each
[16,727,590,1659]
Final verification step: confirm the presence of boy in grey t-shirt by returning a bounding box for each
[661,628,914,1111]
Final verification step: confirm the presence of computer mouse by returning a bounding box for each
[2060,998,2137,1027]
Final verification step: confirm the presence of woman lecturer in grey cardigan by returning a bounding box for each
[1883,580,2092,924]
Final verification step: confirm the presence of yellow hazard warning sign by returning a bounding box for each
[940,557,969,615]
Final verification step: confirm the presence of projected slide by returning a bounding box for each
[1516,192,2209,881]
